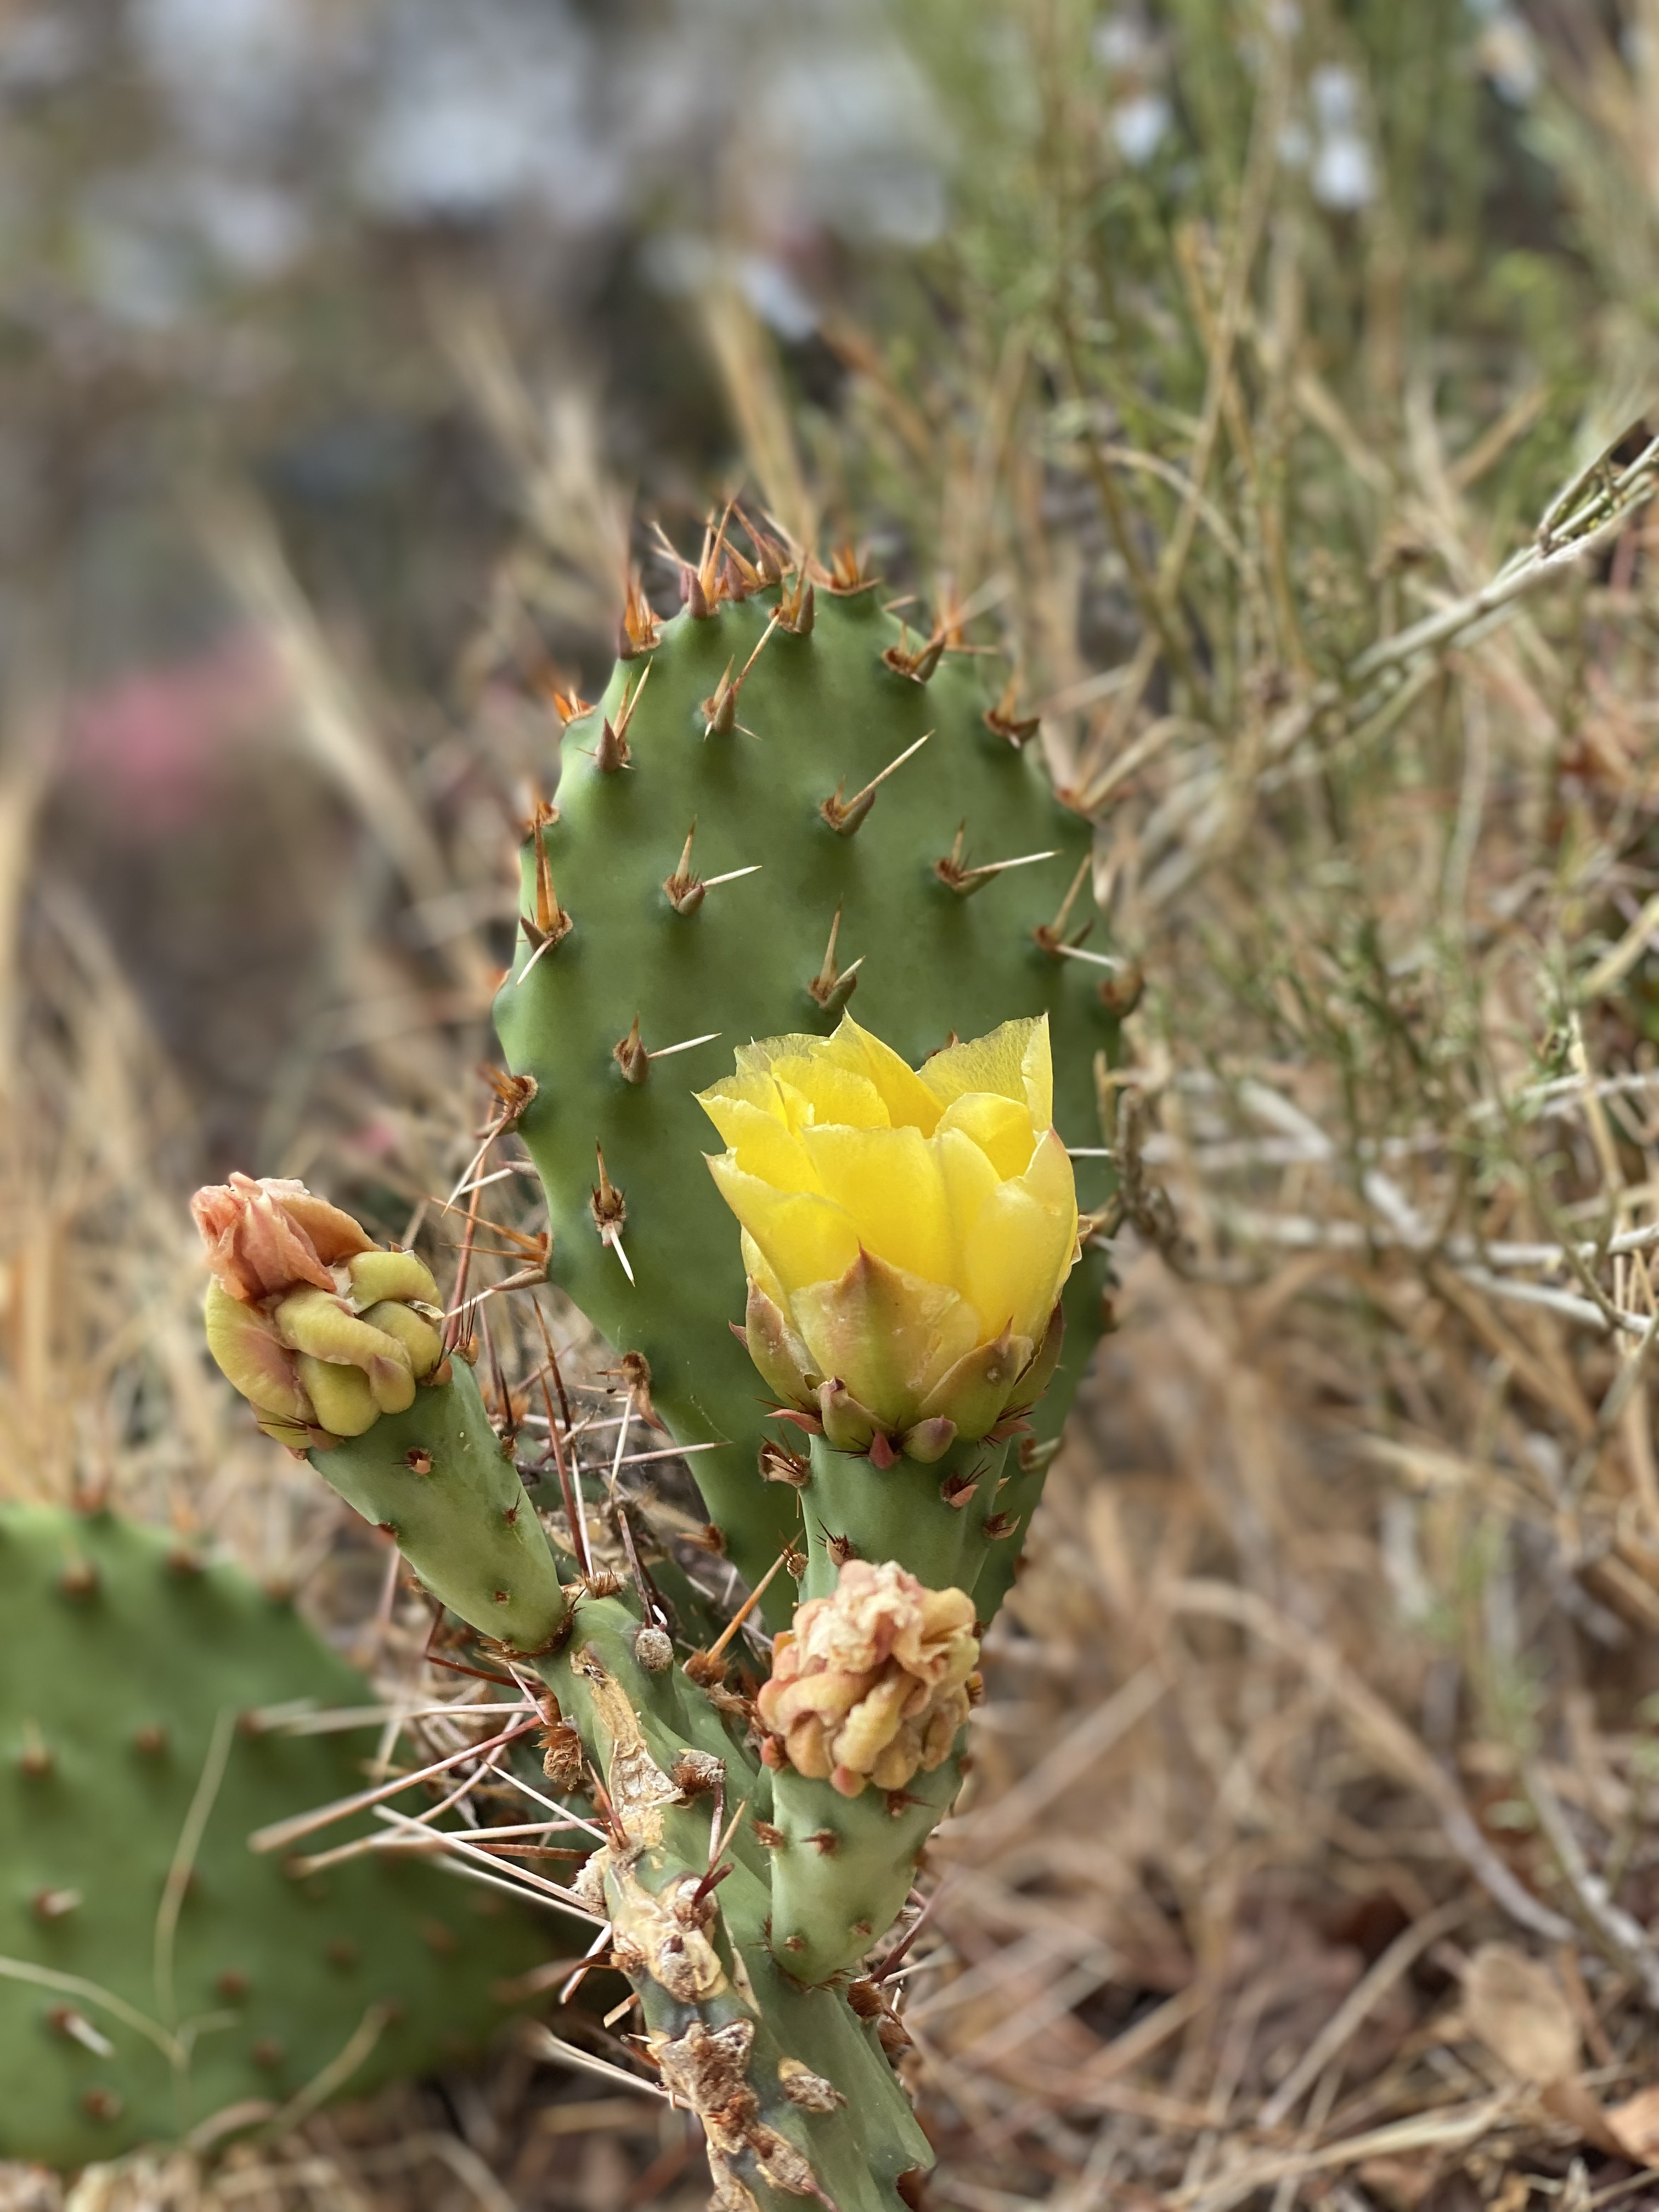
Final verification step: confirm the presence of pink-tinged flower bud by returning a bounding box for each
[698,1014,1077,1455]
[192,1175,445,1450]
[191,1172,374,1305]
[755,1560,979,1798]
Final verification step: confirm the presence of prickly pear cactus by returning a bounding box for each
[0,1502,554,2168]
[493,545,1119,1595]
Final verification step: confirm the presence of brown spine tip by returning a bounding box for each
[882,622,944,684]
[613,1014,650,1085]
[133,1722,167,1756]
[759,1440,810,1488]
[808,905,861,1009]
[985,674,1040,746]
[590,1144,626,1240]
[58,1558,98,1600]
[664,819,706,915]
[982,1511,1019,1540]
[808,1829,839,1856]
[82,2087,124,2122]
[33,1887,82,1921]
[595,716,629,772]
[619,568,661,656]
[684,567,712,619]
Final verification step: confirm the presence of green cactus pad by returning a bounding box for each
[494,580,1118,1603]
[0,1502,560,2168]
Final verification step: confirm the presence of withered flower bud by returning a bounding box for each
[755,1560,978,1798]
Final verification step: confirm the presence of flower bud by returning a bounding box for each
[698,1014,1077,1455]
[755,1560,978,1798]
[193,1175,446,1450]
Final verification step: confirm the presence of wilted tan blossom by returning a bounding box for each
[191,1171,374,1304]
[191,1175,447,1451]
[755,1560,978,1798]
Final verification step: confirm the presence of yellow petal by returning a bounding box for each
[933,1125,1001,1256]
[733,1033,828,1083]
[935,1091,1037,1181]
[700,1065,786,1119]
[770,1059,889,1130]
[797,1124,951,1282]
[789,1249,979,1432]
[1023,1124,1080,1225]
[826,1015,943,1133]
[698,1096,821,1191]
[704,1155,860,1292]
[921,1014,1052,1128]
[961,1170,1077,1345]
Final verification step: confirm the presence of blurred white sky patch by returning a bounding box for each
[1111,92,1171,168]
[1308,62,1375,211]
[101,0,952,323]
[1475,10,1541,106]
[1092,9,1172,170]
[352,0,625,228]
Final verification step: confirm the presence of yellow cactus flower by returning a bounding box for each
[192,1175,447,1450]
[697,1013,1077,1460]
[755,1559,979,1797]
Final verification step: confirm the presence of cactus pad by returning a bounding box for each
[0,1503,556,2168]
[494,575,1118,1594]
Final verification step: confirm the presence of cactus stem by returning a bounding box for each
[820,727,933,835]
[933,824,1060,898]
